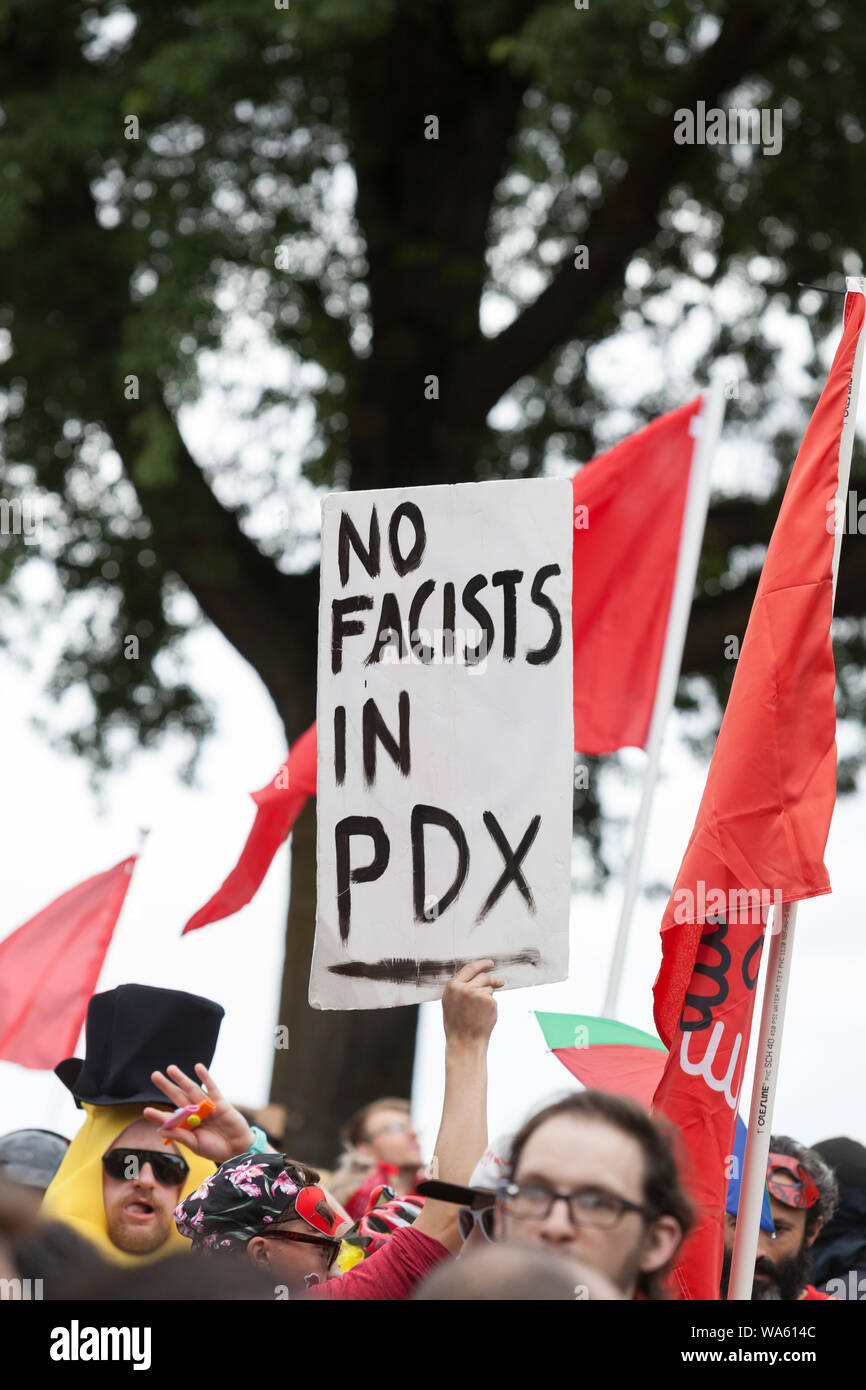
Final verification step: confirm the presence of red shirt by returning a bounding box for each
[801,1285,834,1300]
[305,1227,448,1301]
[344,1163,424,1222]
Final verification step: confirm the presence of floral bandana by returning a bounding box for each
[174,1152,330,1254]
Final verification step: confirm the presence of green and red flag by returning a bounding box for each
[536,1012,774,1234]
[534,1013,666,1111]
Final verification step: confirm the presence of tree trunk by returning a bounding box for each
[269,797,419,1168]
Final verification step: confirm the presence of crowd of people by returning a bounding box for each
[1,963,863,1302]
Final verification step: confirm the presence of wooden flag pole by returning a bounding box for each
[602,375,725,1018]
[729,275,866,1300]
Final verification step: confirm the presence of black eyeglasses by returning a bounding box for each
[497,1182,654,1230]
[261,1229,342,1268]
[102,1148,190,1187]
[458,1205,495,1243]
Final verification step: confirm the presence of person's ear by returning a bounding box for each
[246,1237,271,1269]
[353,1141,375,1163]
[805,1215,824,1247]
[639,1216,682,1274]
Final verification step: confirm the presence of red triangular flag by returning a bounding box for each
[572,398,701,753]
[652,287,866,1300]
[183,723,317,933]
[0,856,136,1069]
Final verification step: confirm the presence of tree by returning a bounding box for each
[2,0,866,1160]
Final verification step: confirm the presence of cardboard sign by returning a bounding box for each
[310,478,573,1009]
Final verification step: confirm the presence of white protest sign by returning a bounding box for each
[310,477,573,1010]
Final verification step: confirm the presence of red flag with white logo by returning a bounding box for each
[652,288,866,1299]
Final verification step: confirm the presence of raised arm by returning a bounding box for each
[308,959,502,1298]
[411,959,502,1252]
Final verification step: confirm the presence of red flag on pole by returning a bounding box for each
[0,856,136,1070]
[572,398,701,754]
[183,723,317,933]
[186,405,701,932]
[652,291,866,1299]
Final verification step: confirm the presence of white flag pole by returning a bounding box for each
[602,375,725,1018]
[729,275,866,1301]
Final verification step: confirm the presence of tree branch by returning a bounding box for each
[108,403,319,739]
[456,3,795,423]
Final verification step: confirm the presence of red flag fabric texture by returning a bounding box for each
[0,857,136,1070]
[654,290,864,1050]
[652,918,765,1300]
[535,1012,667,1111]
[652,287,866,1300]
[572,397,701,754]
[183,723,317,933]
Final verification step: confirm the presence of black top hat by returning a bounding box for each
[55,983,225,1108]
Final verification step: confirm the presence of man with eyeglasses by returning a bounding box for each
[332,1098,426,1220]
[421,1089,693,1299]
[170,959,505,1298]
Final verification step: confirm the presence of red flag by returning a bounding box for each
[183,723,317,933]
[0,857,136,1069]
[652,288,866,1299]
[572,398,702,754]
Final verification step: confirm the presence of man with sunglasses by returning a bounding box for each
[42,984,224,1264]
[174,1150,348,1292]
[170,959,504,1298]
[721,1134,839,1300]
[101,1119,192,1256]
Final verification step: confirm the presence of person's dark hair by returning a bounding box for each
[506,1090,694,1300]
[281,1157,321,1188]
[414,1245,599,1301]
[340,1098,411,1149]
[13,1220,106,1295]
[53,1250,274,1300]
[769,1134,838,1237]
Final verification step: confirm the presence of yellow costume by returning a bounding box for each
[41,1103,215,1265]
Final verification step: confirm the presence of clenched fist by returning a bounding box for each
[441,959,504,1046]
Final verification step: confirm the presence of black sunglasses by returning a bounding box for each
[261,1229,342,1268]
[102,1147,190,1187]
